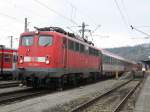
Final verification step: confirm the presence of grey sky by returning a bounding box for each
[0,0,149,48]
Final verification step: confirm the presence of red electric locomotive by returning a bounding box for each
[17,27,102,88]
[0,45,17,79]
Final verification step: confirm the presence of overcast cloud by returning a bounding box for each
[0,0,149,48]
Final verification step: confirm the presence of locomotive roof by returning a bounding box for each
[34,26,95,46]
[21,29,100,51]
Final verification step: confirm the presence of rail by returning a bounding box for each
[0,88,51,105]
[0,82,20,88]
[70,80,132,112]
[112,80,142,112]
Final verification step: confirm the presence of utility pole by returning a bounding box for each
[81,22,85,39]
[25,18,28,32]
[10,36,13,49]
[8,36,13,48]
[78,22,89,39]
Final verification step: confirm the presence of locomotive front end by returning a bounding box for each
[17,31,63,87]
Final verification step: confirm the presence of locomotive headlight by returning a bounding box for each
[19,56,23,64]
[45,55,50,64]
[35,29,39,34]
[45,60,50,64]
[19,59,23,64]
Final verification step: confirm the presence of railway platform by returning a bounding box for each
[134,72,150,112]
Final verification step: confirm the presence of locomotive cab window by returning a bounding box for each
[21,36,34,46]
[39,35,52,46]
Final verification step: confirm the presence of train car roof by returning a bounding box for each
[101,49,136,64]
[20,29,136,64]
[0,46,17,51]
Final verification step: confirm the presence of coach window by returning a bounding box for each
[103,55,106,63]
[0,54,2,60]
[4,54,11,63]
[21,36,34,46]
[0,54,2,64]
[39,35,52,46]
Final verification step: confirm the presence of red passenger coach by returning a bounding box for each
[17,27,102,88]
[0,45,17,79]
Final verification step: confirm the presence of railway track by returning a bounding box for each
[70,79,142,112]
[0,82,20,88]
[0,88,52,105]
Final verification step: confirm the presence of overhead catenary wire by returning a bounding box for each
[114,0,129,26]
[134,26,150,28]
[0,12,23,24]
[121,0,131,26]
[63,0,98,26]
[33,0,78,25]
[130,25,150,38]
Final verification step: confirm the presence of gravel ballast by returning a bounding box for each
[0,79,129,112]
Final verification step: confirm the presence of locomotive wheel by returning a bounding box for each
[32,77,39,88]
[57,76,65,91]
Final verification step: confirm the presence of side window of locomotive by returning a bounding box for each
[68,40,74,50]
[89,48,98,56]
[4,54,11,63]
[62,38,67,48]
[95,49,99,56]
[89,47,93,55]
[21,36,34,46]
[85,46,89,54]
[75,42,79,51]
[99,51,102,57]
[80,44,85,53]
[39,35,52,46]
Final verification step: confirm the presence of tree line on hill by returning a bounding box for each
[106,43,150,62]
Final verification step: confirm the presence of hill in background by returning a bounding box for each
[106,43,150,62]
